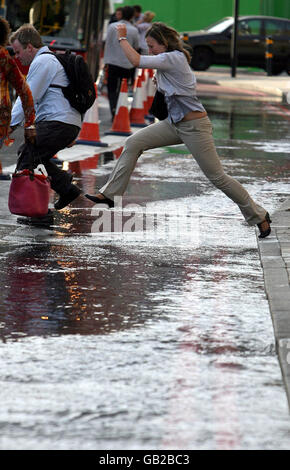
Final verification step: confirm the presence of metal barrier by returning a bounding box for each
[265,36,273,76]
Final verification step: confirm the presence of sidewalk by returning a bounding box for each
[257,200,290,408]
[195,67,290,103]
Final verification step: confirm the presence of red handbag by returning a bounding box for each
[8,168,51,218]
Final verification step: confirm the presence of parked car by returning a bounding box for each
[182,15,290,75]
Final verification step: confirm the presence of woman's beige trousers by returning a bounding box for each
[100,116,266,225]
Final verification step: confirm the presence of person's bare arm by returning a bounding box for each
[116,24,140,67]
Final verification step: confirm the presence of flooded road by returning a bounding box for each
[0,97,290,450]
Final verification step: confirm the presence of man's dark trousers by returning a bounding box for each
[107,64,134,118]
[17,121,80,196]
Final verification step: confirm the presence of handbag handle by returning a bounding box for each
[16,142,42,172]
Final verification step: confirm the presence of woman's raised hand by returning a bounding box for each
[116,23,127,39]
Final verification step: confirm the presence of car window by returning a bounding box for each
[206,17,233,33]
[265,19,289,36]
[238,19,261,35]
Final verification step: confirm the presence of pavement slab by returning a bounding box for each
[195,68,290,102]
[257,198,290,408]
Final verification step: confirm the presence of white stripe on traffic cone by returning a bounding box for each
[105,79,132,136]
[76,84,108,147]
[130,75,147,127]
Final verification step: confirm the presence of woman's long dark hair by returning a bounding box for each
[145,22,191,63]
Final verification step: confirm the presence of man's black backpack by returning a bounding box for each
[42,50,96,115]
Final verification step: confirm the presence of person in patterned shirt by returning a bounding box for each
[0,17,36,148]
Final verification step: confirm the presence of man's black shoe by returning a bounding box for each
[54,185,81,210]
[0,173,11,180]
[17,209,54,227]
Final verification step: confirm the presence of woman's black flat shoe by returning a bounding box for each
[85,193,114,208]
[257,212,272,239]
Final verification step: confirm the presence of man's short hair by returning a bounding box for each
[10,24,43,48]
[122,6,134,21]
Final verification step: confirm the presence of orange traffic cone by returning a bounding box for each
[113,147,123,159]
[69,153,100,174]
[105,79,132,136]
[77,85,108,147]
[130,75,147,127]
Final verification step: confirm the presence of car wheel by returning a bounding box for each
[271,65,284,75]
[191,46,212,71]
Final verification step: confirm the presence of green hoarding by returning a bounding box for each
[114,0,290,32]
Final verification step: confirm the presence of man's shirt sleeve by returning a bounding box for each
[11,55,59,126]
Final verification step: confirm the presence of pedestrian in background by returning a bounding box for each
[109,7,123,24]
[0,17,36,168]
[85,22,271,239]
[9,24,82,221]
[132,5,144,25]
[103,6,139,119]
[136,11,155,54]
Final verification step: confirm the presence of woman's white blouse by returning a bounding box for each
[140,50,205,123]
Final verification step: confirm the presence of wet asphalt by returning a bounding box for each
[0,76,290,450]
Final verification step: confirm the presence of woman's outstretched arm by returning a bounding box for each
[116,24,140,67]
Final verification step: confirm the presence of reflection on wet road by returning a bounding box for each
[0,97,290,449]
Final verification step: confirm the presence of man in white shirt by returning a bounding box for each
[10,24,82,214]
[104,6,139,118]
